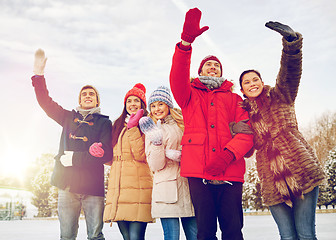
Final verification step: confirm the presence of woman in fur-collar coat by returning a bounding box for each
[239,22,325,240]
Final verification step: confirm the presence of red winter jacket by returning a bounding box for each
[169,43,253,182]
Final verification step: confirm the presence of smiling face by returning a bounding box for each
[200,60,221,77]
[126,96,142,115]
[150,101,170,120]
[79,88,98,109]
[240,71,264,100]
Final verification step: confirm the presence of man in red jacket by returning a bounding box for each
[169,8,254,240]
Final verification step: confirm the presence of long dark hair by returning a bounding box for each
[111,100,148,148]
[239,69,262,89]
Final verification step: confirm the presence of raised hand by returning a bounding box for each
[139,117,163,146]
[89,142,104,158]
[265,21,297,42]
[33,48,48,75]
[181,8,209,44]
[127,109,144,129]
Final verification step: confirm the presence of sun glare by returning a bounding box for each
[0,149,32,182]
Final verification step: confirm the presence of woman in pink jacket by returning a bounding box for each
[169,8,254,240]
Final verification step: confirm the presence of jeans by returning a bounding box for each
[188,177,244,240]
[269,186,319,240]
[58,189,105,240]
[117,221,148,240]
[160,217,197,240]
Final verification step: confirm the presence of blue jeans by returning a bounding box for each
[117,221,148,240]
[269,186,319,240]
[160,217,197,240]
[58,189,105,240]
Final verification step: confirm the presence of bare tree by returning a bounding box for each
[304,111,336,164]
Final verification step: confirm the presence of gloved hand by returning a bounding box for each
[139,117,163,146]
[33,48,48,75]
[181,8,209,44]
[229,119,254,137]
[265,21,297,42]
[89,142,104,158]
[127,109,144,129]
[60,151,73,167]
[205,149,235,176]
[165,149,181,162]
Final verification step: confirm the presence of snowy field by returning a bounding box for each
[0,213,335,240]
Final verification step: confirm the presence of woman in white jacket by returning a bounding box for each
[139,86,197,240]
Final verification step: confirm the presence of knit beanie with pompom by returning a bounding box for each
[124,83,147,107]
[148,86,174,109]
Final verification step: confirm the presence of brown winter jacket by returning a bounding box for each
[104,126,154,223]
[241,33,325,207]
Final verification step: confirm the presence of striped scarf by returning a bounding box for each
[198,76,225,90]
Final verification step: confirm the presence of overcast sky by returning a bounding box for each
[1,0,335,180]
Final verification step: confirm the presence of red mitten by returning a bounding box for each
[181,8,209,43]
[127,109,144,129]
[205,149,235,176]
[89,142,104,158]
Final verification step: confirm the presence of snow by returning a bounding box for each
[0,213,335,240]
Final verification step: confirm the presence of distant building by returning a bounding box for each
[0,187,37,220]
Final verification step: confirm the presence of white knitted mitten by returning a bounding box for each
[60,151,73,167]
[139,117,163,145]
[33,48,47,75]
[165,149,181,162]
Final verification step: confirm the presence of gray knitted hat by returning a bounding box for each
[148,86,173,109]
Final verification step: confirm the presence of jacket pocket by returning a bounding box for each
[51,156,68,189]
[153,179,178,203]
[180,133,206,169]
[181,133,206,145]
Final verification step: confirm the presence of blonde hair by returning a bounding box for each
[149,107,184,132]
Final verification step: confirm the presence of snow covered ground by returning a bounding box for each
[0,213,335,240]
